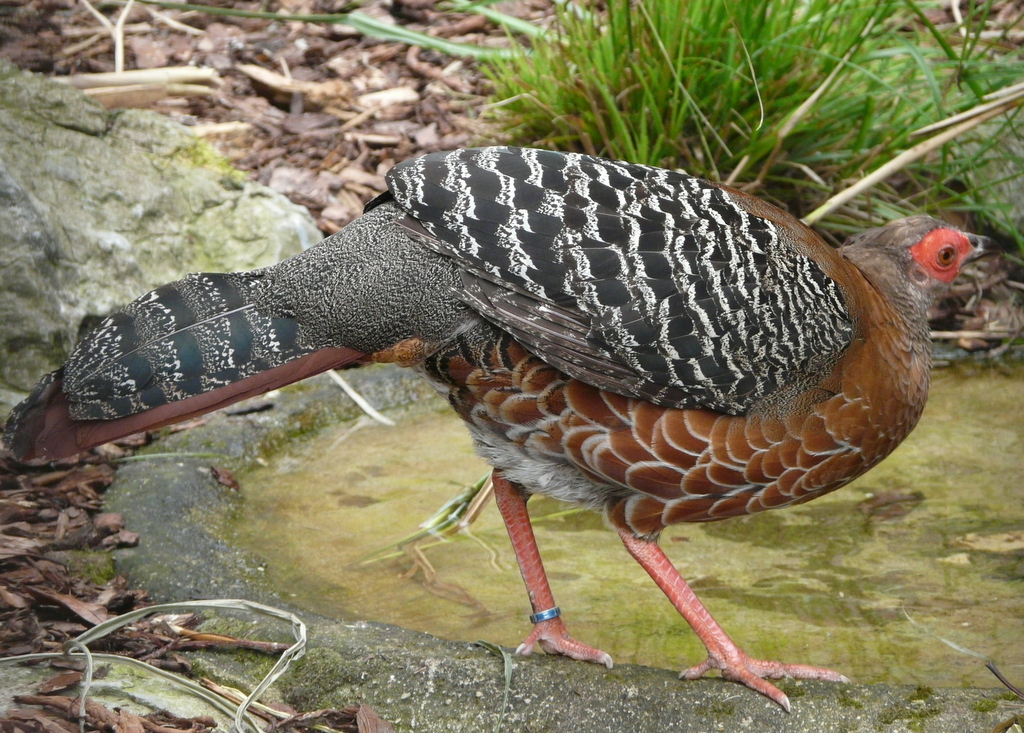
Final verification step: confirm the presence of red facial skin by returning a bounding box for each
[909,228,975,283]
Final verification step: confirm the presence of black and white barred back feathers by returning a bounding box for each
[386,147,853,415]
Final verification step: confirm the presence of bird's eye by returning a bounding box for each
[935,245,956,268]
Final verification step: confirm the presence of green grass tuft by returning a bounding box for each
[483,0,1024,245]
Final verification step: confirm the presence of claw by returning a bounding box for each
[516,617,614,668]
[682,647,849,711]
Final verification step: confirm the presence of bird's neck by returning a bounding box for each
[835,281,934,465]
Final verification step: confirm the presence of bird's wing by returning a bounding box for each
[387,147,853,414]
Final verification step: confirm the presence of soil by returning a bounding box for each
[0,0,556,230]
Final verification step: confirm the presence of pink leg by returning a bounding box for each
[492,472,613,668]
[618,529,849,712]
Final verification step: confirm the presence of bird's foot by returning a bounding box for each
[682,648,850,712]
[516,617,613,668]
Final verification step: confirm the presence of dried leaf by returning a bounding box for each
[5,709,79,733]
[355,704,396,733]
[26,588,110,626]
[93,513,124,534]
[955,531,1024,553]
[267,167,332,208]
[103,530,139,549]
[355,86,419,108]
[210,467,239,490]
[282,113,339,134]
[237,64,350,109]
[113,709,145,733]
[38,671,83,694]
[337,167,386,190]
[0,584,32,608]
[856,491,924,521]
[412,123,439,148]
[127,36,169,69]
[0,535,46,559]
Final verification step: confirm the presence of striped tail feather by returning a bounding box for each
[3,271,369,462]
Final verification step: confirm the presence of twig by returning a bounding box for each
[337,106,377,132]
[803,101,1017,225]
[988,325,1024,358]
[143,5,203,35]
[198,680,281,723]
[723,154,749,186]
[113,0,136,72]
[55,67,218,88]
[137,625,293,661]
[326,371,395,426]
[911,85,1024,137]
[984,80,1024,103]
[191,121,253,138]
[950,0,967,38]
[78,0,138,74]
[788,161,827,186]
[81,83,215,109]
[930,330,1014,340]
[343,131,403,146]
[747,18,872,191]
[61,34,105,57]
[79,0,115,34]
[946,271,1008,298]
[457,473,493,530]
[987,661,1024,700]
[405,46,471,93]
[63,22,150,37]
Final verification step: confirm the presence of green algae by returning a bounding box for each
[173,136,247,187]
[693,700,736,717]
[65,550,117,586]
[836,690,864,708]
[226,362,1024,691]
[775,679,809,698]
[877,702,943,730]
[909,685,934,701]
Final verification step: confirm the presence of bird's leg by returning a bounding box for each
[492,472,613,668]
[617,529,849,712]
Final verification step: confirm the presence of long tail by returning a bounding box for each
[3,270,368,461]
[2,200,469,462]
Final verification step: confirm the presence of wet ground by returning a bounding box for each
[224,362,1024,691]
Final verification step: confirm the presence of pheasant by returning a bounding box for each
[3,147,985,710]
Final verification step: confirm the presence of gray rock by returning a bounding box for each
[0,60,321,412]
[196,622,1015,733]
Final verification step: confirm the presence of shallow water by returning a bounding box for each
[228,363,1024,689]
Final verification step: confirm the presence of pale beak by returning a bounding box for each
[965,232,996,262]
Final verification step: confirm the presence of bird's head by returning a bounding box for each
[839,215,989,325]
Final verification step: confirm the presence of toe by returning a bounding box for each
[746,659,850,684]
[682,649,845,712]
[517,618,614,667]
